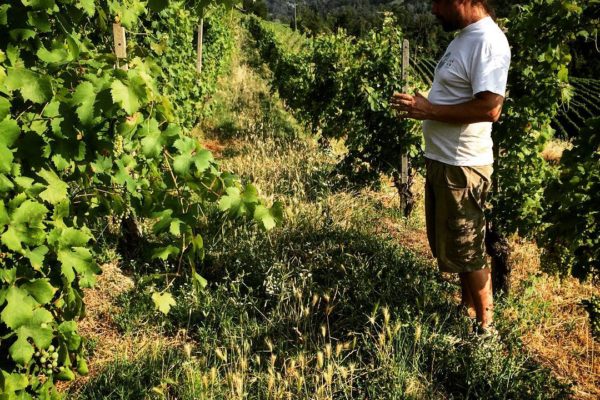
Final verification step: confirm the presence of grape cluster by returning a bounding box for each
[582,296,600,340]
[113,134,124,157]
[35,345,61,376]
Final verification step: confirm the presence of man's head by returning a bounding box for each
[432,0,493,32]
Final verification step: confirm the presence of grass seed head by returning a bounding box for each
[325,343,332,359]
[312,293,319,306]
[215,348,227,362]
[382,307,390,325]
[317,351,324,369]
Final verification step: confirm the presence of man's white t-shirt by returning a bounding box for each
[422,16,511,166]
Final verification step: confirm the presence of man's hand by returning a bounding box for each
[390,91,505,124]
[390,92,432,120]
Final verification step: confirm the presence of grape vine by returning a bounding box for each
[0,1,281,397]
[247,14,423,193]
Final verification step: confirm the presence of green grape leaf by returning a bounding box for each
[111,0,146,28]
[91,155,113,174]
[173,153,192,175]
[37,46,70,65]
[58,247,99,287]
[0,5,9,26]
[169,219,181,236]
[27,11,52,33]
[20,307,54,348]
[241,184,259,204]
[152,291,175,315]
[5,68,53,104]
[0,286,36,329]
[193,271,207,289]
[12,199,48,226]
[0,117,20,147]
[174,137,196,153]
[253,202,284,231]
[76,0,96,16]
[139,118,163,158]
[151,245,180,260]
[26,245,49,271]
[0,174,15,192]
[58,227,92,248]
[52,154,71,171]
[152,210,173,234]
[72,81,96,126]
[38,169,68,205]
[193,149,214,174]
[0,143,13,173]
[1,226,22,252]
[22,279,56,305]
[58,321,81,350]
[9,335,34,366]
[0,97,10,120]
[218,187,241,214]
[0,200,8,226]
[172,137,202,175]
[22,0,56,10]
[0,371,29,393]
[14,176,34,190]
[52,200,70,224]
[9,29,37,41]
[111,79,144,115]
[141,132,163,158]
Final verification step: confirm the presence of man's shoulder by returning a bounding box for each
[461,25,510,56]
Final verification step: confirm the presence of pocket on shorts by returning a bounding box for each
[446,217,479,262]
[443,165,469,190]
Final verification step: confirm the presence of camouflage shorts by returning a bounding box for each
[425,158,493,274]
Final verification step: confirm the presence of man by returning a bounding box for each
[390,0,511,333]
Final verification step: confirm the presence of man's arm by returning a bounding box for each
[390,91,504,124]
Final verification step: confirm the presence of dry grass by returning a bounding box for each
[508,239,599,399]
[61,262,187,394]
[541,139,573,164]
[372,171,599,397]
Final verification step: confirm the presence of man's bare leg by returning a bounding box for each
[459,273,477,319]
[462,267,493,328]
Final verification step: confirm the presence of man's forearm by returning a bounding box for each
[426,99,502,124]
[390,91,504,123]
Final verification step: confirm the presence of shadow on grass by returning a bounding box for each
[85,218,571,399]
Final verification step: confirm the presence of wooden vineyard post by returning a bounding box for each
[113,23,128,70]
[399,38,413,217]
[197,19,204,74]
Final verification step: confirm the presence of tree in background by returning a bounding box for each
[243,0,269,19]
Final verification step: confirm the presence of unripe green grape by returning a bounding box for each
[40,357,47,363]
[35,352,41,357]
[48,345,55,352]
[52,352,59,360]
[52,361,58,368]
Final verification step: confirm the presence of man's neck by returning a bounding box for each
[459,6,489,29]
